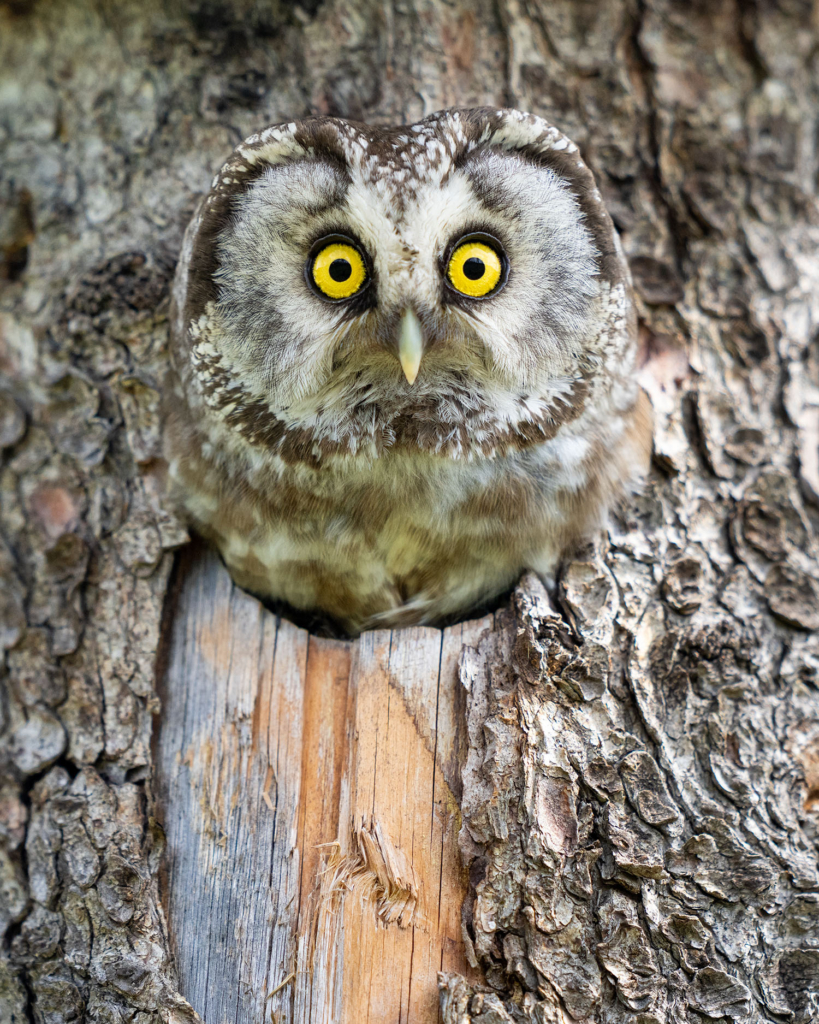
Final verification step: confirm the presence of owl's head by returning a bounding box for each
[171,108,636,462]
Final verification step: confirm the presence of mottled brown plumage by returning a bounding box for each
[165,108,652,634]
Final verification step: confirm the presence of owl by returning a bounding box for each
[164,108,652,635]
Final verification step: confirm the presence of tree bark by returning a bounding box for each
[2,1,819,1023]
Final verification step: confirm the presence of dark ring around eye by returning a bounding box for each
[305,232,373,301]
[442,230,509,300]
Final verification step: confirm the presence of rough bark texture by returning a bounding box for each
[2,1,819,1023]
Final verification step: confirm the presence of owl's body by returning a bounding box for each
[166,108,651,633]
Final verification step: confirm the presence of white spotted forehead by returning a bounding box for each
[334,112,579,198]
[337,121,459,193]
[220,110,582,205]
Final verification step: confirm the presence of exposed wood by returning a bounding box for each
[156,545,487,1023]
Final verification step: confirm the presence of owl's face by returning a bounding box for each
[172,108,635,460]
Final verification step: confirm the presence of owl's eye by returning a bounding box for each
[446,239,504,298]
[311,241,367,300]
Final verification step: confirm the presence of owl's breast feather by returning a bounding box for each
[170,389,651,635]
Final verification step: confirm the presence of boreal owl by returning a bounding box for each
[164,108,652,634]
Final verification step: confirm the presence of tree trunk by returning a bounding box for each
[2,1,819,1022]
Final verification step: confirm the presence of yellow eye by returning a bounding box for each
[311,242,367,299]
[447,240,503,298]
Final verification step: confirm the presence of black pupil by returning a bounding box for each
[329,258,352,282]
[463,257,486,280]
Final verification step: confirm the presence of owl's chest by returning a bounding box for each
[208,451,552,628]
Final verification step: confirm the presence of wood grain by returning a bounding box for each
[156,546,489,1022]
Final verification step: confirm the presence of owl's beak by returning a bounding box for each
[397,308,424,385]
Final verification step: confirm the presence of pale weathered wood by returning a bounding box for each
[156,545,307,1023]
[156,545,489,1023]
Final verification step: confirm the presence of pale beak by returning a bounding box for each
[397,308,424,385]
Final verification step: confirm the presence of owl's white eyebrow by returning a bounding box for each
[245,161,349,216]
